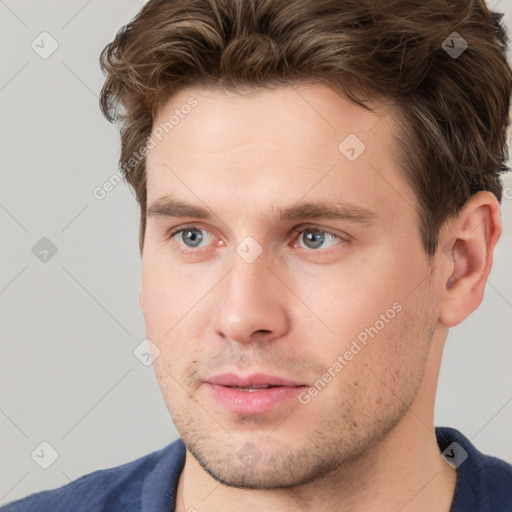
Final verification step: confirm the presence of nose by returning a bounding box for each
[212,252,290,344]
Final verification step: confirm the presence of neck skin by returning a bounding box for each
[174,326,457,512]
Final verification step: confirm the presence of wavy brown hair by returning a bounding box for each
[99,0,512,255]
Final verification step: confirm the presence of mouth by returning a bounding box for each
[206,373,306,388]
[223,385,282,392]
[204,373,309,414]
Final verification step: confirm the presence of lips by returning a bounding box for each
[206,373,305,388]
[205,373,308,414]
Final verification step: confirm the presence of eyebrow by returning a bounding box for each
[146,196,377,225]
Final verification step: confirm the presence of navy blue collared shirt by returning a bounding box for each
[2,427,511,511]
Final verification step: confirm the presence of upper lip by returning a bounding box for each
[206,373,306,388]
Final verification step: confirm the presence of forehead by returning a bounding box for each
[144,83,416,225]
[149,83,392,160]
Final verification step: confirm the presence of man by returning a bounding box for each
[3,0,511,510]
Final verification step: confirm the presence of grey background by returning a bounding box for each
[1,0,511,504]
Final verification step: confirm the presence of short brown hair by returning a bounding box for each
[99,0,512,255]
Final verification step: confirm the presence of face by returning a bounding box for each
[140,83,440,488]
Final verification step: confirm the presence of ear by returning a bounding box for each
[438,191,502,327]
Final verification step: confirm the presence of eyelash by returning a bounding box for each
[165,224,350,255]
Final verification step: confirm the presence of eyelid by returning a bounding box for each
[291,224,349,239]
[290,225,350,252]
[166,223,204,240]
[164,226,221,258]
[166,223,217,248]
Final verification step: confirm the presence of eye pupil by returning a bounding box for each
[182,228,203,247]
[303,229,324,249]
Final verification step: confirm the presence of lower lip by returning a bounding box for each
[206,383,306,414]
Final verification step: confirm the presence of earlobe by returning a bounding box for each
[439,192,502,327]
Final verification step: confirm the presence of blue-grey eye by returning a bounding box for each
[180,228,204,247]
[299,229,340,250]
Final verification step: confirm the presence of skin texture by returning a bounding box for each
[139,83,501,511]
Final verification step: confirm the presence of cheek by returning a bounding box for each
[140,250,208,331]
[140,263,189,380]
[286,253,432,393]
[285,253,408,344]
[311,298,433,434]
[149,328,204,414]
[141,257,212,362]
